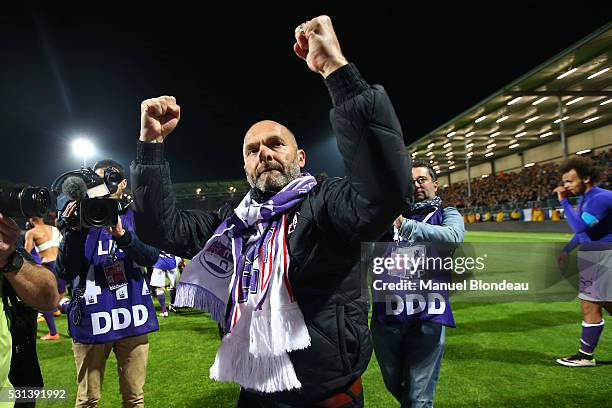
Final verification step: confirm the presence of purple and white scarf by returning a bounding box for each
[175,174,317,392]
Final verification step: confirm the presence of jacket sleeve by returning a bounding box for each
[561,195,609,234]
[317,63,412,243]
[130,143,221,259]
[115,230,160,267]
[399,207,465,246]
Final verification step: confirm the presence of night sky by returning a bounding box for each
[2,2,611,187]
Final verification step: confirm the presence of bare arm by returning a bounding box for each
[4,261,59,311]
[0,213,59,311]
[24,229,35,253]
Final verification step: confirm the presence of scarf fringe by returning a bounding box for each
[271,304,311,354]
[210,334,302,393]
[249,310,274,357]
[174,282,227,326]
[248,304,311,357]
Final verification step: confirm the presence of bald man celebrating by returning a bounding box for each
[131,15,411,407]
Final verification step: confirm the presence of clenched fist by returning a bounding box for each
[293,15,348,78]
[139,95,181,143]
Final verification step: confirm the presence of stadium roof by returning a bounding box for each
[408,21,612,176]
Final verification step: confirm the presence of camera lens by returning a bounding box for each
[0,186,50,218]
[20,187,51,218]
[81,198,119,228]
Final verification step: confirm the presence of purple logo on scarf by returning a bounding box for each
[202,234,234,278]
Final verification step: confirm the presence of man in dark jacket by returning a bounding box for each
[131,15,411,407]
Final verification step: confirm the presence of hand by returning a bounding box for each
[62,201,81,230]
[293,15,348,78]
[553,186,568,202]
[0,213,20,267]
[139,95,181,143]
[107,216,125,239]
[394,215,404,230]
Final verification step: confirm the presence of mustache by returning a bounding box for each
[257,162,284,176]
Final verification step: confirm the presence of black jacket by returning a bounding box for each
[130,63,412,404]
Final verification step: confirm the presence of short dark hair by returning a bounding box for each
[412,158,438,181]
[559,157,600,183]
[93,159,125,179]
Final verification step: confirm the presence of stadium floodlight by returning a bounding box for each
[507,97,521,106]
[72,138,95,168]
[587,67,608,79]
[485,152,494,157]
[509,143,520,149]
[566,97,584,105]
[496,116,509,123]
[490,131,501,138]
[539,132,553,138]
[427,142,435,149]
[446,131,456,138]
[583,116,600,124]
[475,116,487,123]
[600,99,612,106]
[532,97,548,105]
[465,131,475,138]
[556,67,577,79]
[449,165,456,170]
[515,131,527,138]
[525,116,539,123]
[554,116,569,123]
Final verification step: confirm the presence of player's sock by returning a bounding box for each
[580,320,604,354]
[157,289,167,313]
[169,287,176,305]
[42,311,57,336]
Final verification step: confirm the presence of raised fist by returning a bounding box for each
[139,95,181,143]
[293,15,348,78]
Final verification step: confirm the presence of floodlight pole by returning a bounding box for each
[556,96,568,159]
[465,157,472,198]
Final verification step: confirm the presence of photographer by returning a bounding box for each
[1,212,59,405]
[371,159,464,407]
[55,160,159,408]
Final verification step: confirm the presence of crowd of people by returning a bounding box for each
[440,148,612,210]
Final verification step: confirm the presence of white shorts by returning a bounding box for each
[578,249,612,302]
[150,267,178,288]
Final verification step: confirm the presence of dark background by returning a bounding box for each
[2,1,611,186]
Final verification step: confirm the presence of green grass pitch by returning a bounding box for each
[34,231,612,407]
